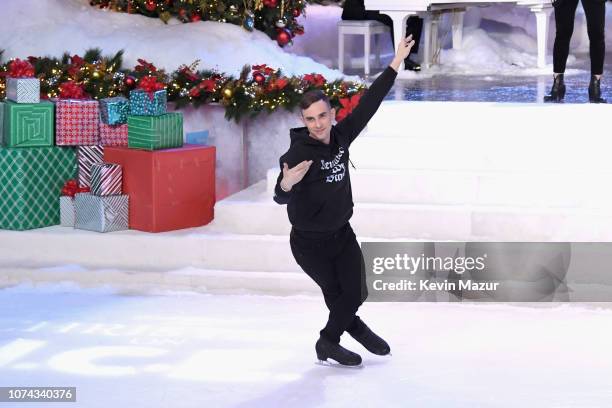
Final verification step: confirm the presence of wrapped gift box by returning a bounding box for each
[60,196,75,227]
[55,99,100,145]
[129,89,167,116]
[6,78,40,104]
[0,101,54,148]
[127,112,183,151]
[100,123,128,147]
[91,162,122,196]
[77,146,104,188]
[74,192,129,233]
[0,146,77,230]
[100,97,129,125]
[185,130,209,146]
[104,145,215,232]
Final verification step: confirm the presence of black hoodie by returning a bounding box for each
[273,66,398,233]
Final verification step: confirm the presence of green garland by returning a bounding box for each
[0,48,366,122]
[89,0,306,46]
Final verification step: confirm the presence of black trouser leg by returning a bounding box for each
[290,224,368,344]
[582,0,606,75]
[552,0,579,73]
[360,12,423,56]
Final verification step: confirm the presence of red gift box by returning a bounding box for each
[100,123,128,146]
[104,144,215,232]
[55,99,100,145]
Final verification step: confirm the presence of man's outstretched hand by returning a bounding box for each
[390,34,416,72]
[280,160,313,192]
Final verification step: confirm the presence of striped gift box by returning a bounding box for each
[127,112,183,151]
[74,192,129,233]
[6,78,40,104]
[91,163,122,196]
[59,196,75,227]
[77,146,104,188]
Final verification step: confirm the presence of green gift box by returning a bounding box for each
[127,112,183,151]
[0,146,77,230]
[1,101,54,148]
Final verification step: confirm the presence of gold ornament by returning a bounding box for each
[223,87,233,98]
[92,70,101,79]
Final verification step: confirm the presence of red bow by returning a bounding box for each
[59,81,88,99]
[138,76,165,100]
[67,55,85,77]
[180,66,199,82]
[7,59,35,78]
[61,179,90,197]
[303,73,326,87]
[336,92,362,122]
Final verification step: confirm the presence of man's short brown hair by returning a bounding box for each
[299,90,331,111]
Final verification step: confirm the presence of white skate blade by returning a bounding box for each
[315,359,364,369]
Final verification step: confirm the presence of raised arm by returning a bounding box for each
[335,35,415,146]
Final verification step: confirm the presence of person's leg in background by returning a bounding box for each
[545,0,580,102]
[582,0,606,102]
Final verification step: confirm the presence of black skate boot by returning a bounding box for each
[349,320,391,356]
[589,75,606,104]
[315,336,362,367]
[544,74,566,103]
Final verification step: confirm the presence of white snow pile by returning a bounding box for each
[0,0,355,81]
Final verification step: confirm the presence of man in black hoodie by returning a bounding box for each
[273,36,415,366]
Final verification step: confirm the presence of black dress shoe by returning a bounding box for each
[589,75,606,103]
[404,58,421,72]
[315,336,362,366]
[349,320,391,356]
[544,74,566,103]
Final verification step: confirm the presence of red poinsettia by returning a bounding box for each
[180,66,199,82]
[266,77,288,92]
[303,73,326,87]
[135,58,158,73]
[189,78,216,97]
[335,91,363,122]
[59,81,87,99]
[67,55,85,77]
[252,64,275,76]
[6,58,35,78]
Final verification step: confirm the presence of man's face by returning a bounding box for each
[301,100,335,145]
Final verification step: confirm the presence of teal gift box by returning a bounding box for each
[129,90,167,116]
[100,97,129,125]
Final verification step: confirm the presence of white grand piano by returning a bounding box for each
[364,0,554,71]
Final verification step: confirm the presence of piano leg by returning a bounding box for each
[365,28,371,76]
[531,6,553,68]
[451,10,465,51]
[423,12,441,68]
[380,11,415,72]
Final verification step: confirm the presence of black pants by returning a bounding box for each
[290,223,368,344]
[342,1,423,56]
[553,0,606,75]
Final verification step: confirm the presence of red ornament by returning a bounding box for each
[190,13,201,22]
[178,8,187,17]
[292,8,300,17]
[125,76,136,88]
[145,0,156,11]
[276,29,291,46]
[264,0,277,7]
[253,72,265,84]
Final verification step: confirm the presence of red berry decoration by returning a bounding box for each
[292,8,300,17]
[253,72,265,84]
[145,0,156,12]
[276,29,291,46]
